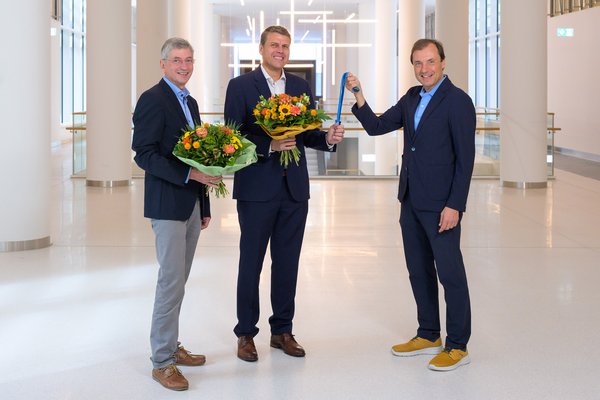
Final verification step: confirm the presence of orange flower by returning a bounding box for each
[193,141,200,149]
[223,144,235,154]
[184,142,192,150]
[310,109,317,116]
[196,127,208,138]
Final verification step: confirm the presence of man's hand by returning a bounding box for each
[201,217,211,230]
[438,207,459,233]
[326,124,344,146]
[345,72,366,108]
[189,168,222,189]
[271,137,297,151]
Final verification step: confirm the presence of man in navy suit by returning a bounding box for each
[224,26,345,362]
[132,37,222,390]
[346,39,476,371]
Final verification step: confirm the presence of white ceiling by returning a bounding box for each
[210,0,436,43]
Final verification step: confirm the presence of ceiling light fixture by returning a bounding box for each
[280,11,333,15]
[298,18,376,23]
[228,63,314,68]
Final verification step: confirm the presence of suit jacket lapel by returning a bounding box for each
[187,95,201,125]
[159,79,189,128]
[406,92,420,142]
[253,67,272,99]
[414,78,451,140]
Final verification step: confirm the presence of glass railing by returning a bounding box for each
[68,109,560,179]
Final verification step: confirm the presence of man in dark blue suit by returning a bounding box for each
[346,39,476,371]
[224,26,345,362]
[132,38,222,390]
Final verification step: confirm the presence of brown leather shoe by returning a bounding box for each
[237,336,258,362]
[270,333,306,357]
[152,364,189,391]
[174,344,206,366]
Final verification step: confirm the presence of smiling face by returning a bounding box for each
[160,47,194,89]
[412,43,446,92]
[259,32,290,79]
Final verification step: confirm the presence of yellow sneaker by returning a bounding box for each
[391,336,443,357]
[428,348,470,371]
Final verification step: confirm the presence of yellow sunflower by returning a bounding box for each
[278,104,291,117]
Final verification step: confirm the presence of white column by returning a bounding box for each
[0,0,51,251]
[50,18,65,145]
[168,0,191,39]
[357,2,376,176]
[500,0,547,188]
[136,0,168,100]
[398,0,424,91]
[397,0,425,175]
[189,0,220,113]
[86,0,132,187]
[373,0,398,175]
[435,0,469,92]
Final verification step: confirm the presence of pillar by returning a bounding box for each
[435,0,469,92]
[0,0,51,251]
[373,0,398,175]
[86,0,132,187]
[136,0,168,100]
[168,0,191,39]
[398,0,425,176]
[500,0,547,188]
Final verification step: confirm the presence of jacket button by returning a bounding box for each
[411,147,416,152]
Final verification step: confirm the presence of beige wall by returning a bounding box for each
[548,7,600,158]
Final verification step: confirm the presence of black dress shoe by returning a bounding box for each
[270,333,306,357]
[237,336,258,362]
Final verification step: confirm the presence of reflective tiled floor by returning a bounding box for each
[1,144,600,399]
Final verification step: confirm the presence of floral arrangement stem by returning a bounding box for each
[209,182,229,198]
[280,147,301,168]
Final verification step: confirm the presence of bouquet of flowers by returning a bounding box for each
[253,93,330,167]
[173,122,257,197]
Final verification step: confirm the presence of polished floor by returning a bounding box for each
[2,144,600,400]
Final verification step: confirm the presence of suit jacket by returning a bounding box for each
[224,67,335,202]
[132,78,210,220]
[353,77,475,212]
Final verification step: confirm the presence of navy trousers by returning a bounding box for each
[400,192,471,350]
[234,178,309,337]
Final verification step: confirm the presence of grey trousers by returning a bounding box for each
[150,201,201,368]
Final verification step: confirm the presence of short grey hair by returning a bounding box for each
[161,37,194,60]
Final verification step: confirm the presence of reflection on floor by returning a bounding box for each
[1,144,600,399]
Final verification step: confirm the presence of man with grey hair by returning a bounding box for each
[133,37,222,391]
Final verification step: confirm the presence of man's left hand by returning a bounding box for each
[438,207,459,233]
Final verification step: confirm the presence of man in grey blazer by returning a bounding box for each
[132,37,222,391]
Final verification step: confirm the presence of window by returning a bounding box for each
[61,0,86,124]
[469,0,500,109]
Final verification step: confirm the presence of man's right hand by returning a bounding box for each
[345,72,366,108]
[271,137,297,152]
[189,168,222,188]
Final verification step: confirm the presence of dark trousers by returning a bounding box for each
[400,193,471,350]
[234,178,309,337]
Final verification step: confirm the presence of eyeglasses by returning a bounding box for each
[164,58,195,66]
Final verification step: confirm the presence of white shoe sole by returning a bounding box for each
[428,355,471,371]
[391,345,443,357]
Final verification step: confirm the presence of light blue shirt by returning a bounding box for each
[163,77,194,127]
[163,77,194,182]
[414,75,446,130]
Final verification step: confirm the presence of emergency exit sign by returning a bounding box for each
[557,28,574,37]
